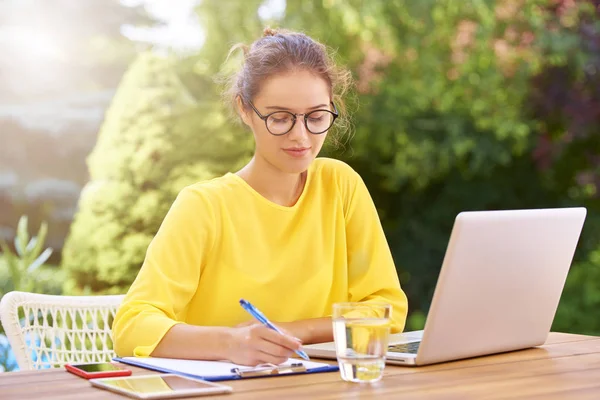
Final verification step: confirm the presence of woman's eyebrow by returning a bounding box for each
[264,103,329,111]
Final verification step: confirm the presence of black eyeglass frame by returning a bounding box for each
[244,99,339,136]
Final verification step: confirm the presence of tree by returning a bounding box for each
[62,51,253,293]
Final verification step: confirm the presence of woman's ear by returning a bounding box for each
[236,96,252,127]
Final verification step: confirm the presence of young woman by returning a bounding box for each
[113,28,408,367]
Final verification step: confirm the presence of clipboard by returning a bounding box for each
[231,362,306,378]
[114,356,339,382]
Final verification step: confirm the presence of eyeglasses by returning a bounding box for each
[245,99,339,136]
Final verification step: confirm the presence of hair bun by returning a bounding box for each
[263,27,278,37]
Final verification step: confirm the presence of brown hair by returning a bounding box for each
[223,27,354,147]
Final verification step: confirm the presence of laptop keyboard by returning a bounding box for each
[388,341,421,354]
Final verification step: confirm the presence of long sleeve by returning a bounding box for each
[344,172,408,333]
[112,187,215,357]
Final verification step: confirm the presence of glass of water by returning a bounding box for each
[332,302,391,383]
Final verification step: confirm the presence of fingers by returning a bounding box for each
[256,341,293,365]
[230,325,303,366]
[238,334,293,366]
[257,327,302,352]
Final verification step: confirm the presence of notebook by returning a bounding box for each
[114,356,339,382]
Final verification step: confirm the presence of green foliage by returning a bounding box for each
[0,216,53,296]
[62,49,254,294]
[552,211,600,335]
[0,261,65,300]
[527,0,600,336]
[284,0,546,189]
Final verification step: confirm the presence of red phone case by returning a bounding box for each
[65,363,133,379]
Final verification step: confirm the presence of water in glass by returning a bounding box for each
[332,303,391,383]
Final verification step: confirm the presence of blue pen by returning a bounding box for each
[239,299,310,361]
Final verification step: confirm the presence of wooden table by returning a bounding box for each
[2,332,600,399]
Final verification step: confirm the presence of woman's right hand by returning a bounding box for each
[225,324,302,366]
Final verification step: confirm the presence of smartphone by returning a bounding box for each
[90,374,233,399]
[65,362,133,379]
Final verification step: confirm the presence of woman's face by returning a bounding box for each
[239,69,332,174]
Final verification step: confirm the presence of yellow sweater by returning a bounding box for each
[113,158,408,357]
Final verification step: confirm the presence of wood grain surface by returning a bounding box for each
[1,332,599,400]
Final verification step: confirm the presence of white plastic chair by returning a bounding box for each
[0,291,124,370]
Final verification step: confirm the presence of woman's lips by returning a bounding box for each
[283,147,311,157]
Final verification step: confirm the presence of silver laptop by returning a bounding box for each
[304,207,587,366]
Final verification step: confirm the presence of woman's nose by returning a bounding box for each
[287,118,309,140]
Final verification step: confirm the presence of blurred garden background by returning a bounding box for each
[1,0,599,372]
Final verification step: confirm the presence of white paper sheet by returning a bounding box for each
[120,356,333,378]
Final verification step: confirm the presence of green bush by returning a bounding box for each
[0,216,54,296]
[0,261,65,299]
[62,51,253,294]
